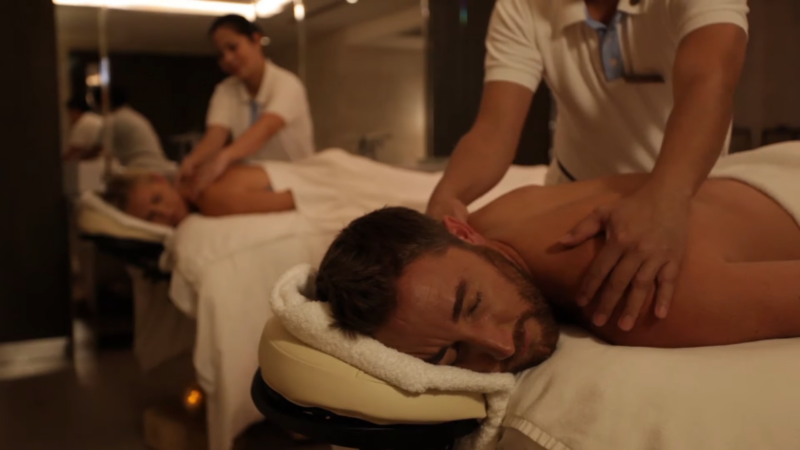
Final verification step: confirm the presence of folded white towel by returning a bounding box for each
[270,264,516,450]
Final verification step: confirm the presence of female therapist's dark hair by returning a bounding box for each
[208,14,263,40]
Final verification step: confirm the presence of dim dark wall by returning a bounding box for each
[427,0,551,165]
[71,52,227,160]
[0,1,71,343]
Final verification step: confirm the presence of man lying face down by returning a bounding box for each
[313,170,800,373]
[103,164,295,226]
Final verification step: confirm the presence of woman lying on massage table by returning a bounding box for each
[102,164,293,226]
[313,144,800,374]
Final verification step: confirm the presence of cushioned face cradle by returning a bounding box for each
[251,371,480,450]
[258,318,487,424]
[255,318,488,449]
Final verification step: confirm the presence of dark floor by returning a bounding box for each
[0,320,331,450]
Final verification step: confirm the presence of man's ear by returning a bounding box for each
[442,216,486,245]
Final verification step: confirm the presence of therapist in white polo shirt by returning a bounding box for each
[427,0,748,331]
[180,14,314,199]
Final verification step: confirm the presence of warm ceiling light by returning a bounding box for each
[52,0,292,20]
[293,2,305,21]
[256,0,292,18]
[346,0,358,4]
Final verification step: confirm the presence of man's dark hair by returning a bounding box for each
[313,207,468,337]
[67,96,90,112]
[208,14,263,39]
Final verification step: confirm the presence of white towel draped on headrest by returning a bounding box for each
[270,264,516,450]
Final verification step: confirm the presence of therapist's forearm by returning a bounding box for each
[188,126,229,165]
[431,129,519,206]
[430,81,535,207]
[221,113,285,163]
[646,24,747,201]
[646,80,734,200]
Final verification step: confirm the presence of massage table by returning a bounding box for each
[74,149,550,450]
[166,157,549,450]
[255,277,800,450]
[251,143,800,450]
[76,190,195,372]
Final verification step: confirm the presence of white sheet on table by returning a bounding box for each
[166,151,547,450]
[502,328,800,450]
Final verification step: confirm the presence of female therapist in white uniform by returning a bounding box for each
[180,14,314,199]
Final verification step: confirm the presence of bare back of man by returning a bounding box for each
[469,175,800,348]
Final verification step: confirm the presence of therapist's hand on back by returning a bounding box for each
[189,151,232,201]
[560,185,691,332]
[178,156,201,183]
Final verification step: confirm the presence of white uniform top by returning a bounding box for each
[206,60,314,162]
[104,106,171,170]
[485,0,749,180]
[68,111,103,149]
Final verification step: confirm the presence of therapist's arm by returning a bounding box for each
[187,114,286,199]
[219,113,286,162]
[648,24,748,200]
[427,81,533,220]
[180,125,230,179]
[562,24,748,331]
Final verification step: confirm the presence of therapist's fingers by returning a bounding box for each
[591,253,645,327]
[617,259,664,331]
[560,207,608,247]
[653,262,679,319]
[575,243,623,309]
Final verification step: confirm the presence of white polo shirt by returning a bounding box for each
[68,111,103,149]
[105,106,171,170]
[206,61,314,162]
[485,0,749,180]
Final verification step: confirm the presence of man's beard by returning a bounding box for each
[471,245,560,373]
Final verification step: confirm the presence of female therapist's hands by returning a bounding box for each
[559,186,691,331]
[189,151,231,201]
[178,155,202,185]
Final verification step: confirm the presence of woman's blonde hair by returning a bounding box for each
[101,174,148,211]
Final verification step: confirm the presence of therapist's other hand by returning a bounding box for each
[559,186,691,331]
[178,155,202,184]
[427,197,469,222]
[190,151,231,201]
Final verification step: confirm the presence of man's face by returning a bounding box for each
[374,244,559,374]
[125,175,189,227]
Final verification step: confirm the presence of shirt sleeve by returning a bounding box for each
[206,83,233,129]
[484,0,543,92]
[669,0,749,42]
[263,72,307,125]
[68,113,103,148]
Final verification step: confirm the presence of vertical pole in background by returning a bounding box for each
[98,5,113,182]
[421,0,433,159]
[294,0,307,83]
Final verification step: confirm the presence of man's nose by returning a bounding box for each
[477,330,515,361]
